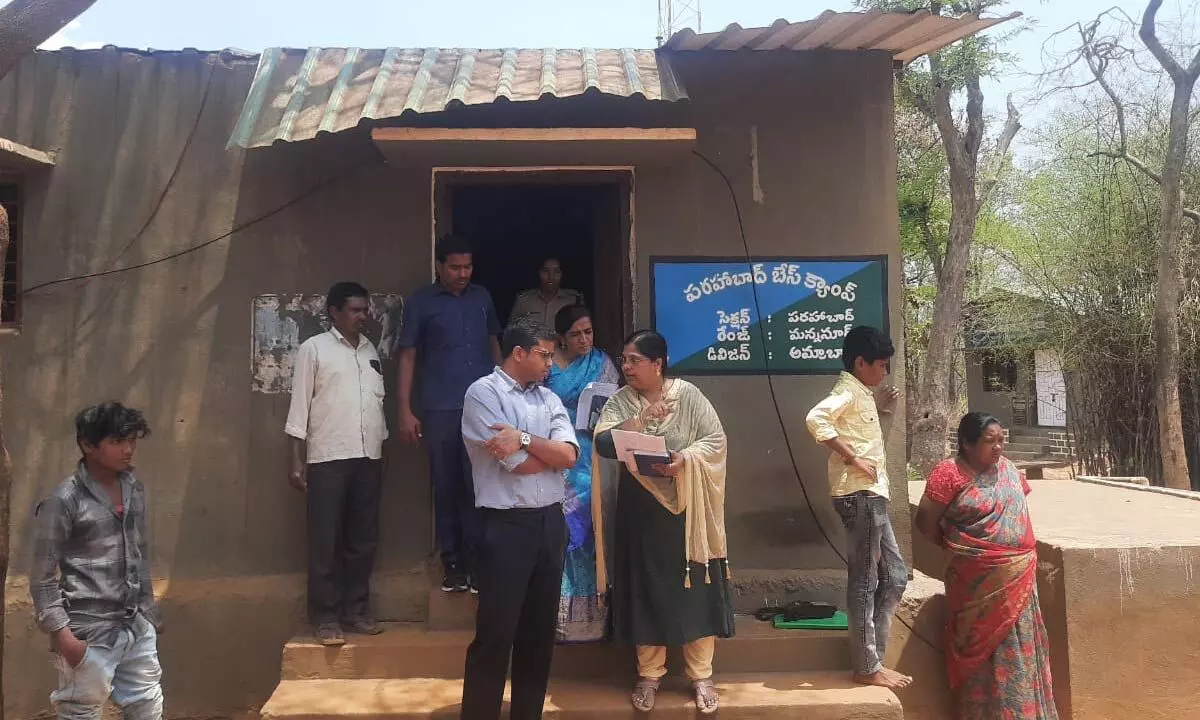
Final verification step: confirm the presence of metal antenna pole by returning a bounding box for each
[657,0,701,46]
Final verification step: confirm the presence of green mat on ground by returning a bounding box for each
[773,610,849,630]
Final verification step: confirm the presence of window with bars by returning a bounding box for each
[982,354,1018,393]
[1,184,18,327]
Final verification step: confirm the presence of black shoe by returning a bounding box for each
[441,566,469,593]
[316,622,345,647]
[342,616,384,635]
[468,576,479,595]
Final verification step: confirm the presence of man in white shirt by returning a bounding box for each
[285,282,388,646]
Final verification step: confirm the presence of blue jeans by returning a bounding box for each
[832,492,908,676]
[51,615,162,720]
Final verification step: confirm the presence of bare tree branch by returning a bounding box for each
[1138,0,1200,85]
[0,0,101,80]
[895,66,936,121]
[1088,149,1164,184]
[965,74,986,159]
[927,52,967,172]
[978,94,1022,208]
[1077,11,1200,226]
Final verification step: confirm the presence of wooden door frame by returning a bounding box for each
[429,166,637,336]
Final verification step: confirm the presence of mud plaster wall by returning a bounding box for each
[646,50,909,574]
[0,50,434,719]
[0,48,905,718]
[1059,545,1200,720]
[251,293,404,394]
[909,483,1200,720]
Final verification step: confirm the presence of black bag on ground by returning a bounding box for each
[752,600,838,622]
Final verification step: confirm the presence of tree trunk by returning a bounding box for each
[0,0,101,78]
[1137,0,1200,491]
[898,44,1018,475]
[0,203,11,717]
[909,192,977,473]
[1153,81,1196,490]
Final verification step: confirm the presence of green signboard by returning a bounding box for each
[650,256,889,375]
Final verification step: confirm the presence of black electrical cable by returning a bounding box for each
[691,148,942,654]
[21,154,381,295]
[109,62,218,267]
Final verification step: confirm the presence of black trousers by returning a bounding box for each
[461,505,567,720]
[424,410,481,573]
[306,457,383,625]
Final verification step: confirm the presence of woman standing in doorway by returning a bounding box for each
[546,306,619,643]
[593,330,733,715]
[915,412,1058,720]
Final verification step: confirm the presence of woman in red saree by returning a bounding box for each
[915,412,1058,720]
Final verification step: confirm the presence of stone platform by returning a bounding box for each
[260,594,902,720]
[909,477,1200,719]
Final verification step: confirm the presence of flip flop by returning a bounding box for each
[631,677,660,712]
[693,678,719,715]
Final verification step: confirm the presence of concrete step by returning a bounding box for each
[1008,428,1065,441]
[1005,450,1052,461]
[427,587,477,631]
[1004,441,1052,454]
[282,618,851,681]
[261,674,903,720]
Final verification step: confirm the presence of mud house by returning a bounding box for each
[0,11,1014,718]
[961,292,1075,475]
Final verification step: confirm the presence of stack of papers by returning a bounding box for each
[609,429,670,476]
[576,382,619,431]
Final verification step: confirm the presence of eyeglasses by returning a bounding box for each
[530,348,554,362]
[618,354,649,367]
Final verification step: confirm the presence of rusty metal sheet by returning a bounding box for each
[228,47,687,150]
[251,293,404,394]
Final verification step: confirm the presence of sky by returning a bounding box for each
[22,0,1191,135]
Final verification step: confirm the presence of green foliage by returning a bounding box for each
[883,1,1199,484]
[854,0,1024,100]
[969,106,1200,482]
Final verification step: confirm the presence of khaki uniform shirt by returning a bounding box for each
[508,288,584,327]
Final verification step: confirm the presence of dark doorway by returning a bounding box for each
[436,172,632,357]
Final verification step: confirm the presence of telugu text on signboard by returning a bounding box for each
[650,256,888,375]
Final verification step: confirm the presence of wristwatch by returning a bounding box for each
[520,432,532,450]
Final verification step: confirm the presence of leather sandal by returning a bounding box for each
[631,677,660,712]
[693,678,719,715]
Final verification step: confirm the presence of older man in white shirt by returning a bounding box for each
[285,282,388,647]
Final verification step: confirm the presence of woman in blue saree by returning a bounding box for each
[547,305,620,643]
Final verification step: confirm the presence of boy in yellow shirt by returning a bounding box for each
[806,326,911,690]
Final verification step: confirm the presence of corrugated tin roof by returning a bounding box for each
[228,47,685,149]
[662,9,1021,64]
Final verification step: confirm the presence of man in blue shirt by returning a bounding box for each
[397,234,502,593]
[459,317,578,720]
